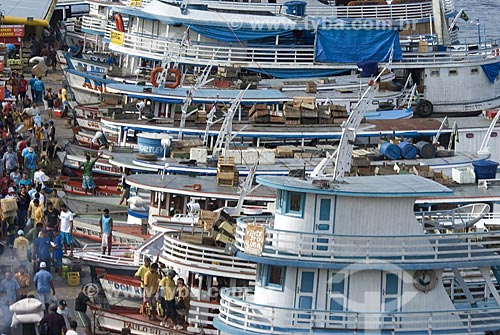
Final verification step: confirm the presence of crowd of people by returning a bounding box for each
[134,257,190,329]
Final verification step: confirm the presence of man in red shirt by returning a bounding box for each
[18,74,28,102]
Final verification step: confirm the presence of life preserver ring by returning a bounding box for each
[149,67,181,89]
[493,48,500,57]
[114,14,125,32]
[150,67,163,87]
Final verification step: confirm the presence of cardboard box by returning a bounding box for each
[1,198,17,212]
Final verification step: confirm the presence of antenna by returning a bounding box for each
[478,111,500,155]
[212,85,250,161]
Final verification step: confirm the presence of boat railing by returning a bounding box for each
[218,287,500,334]
[106,26,500,68]
[81,15,107,35]
[162,233,256,276]
[236,216,500,264]
[307,2,432,20]
[188,300,221,335]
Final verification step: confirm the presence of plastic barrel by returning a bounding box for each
[416,141,436,159]
[357,60,379,78]
[380,142,401,160]
[398,141,417,159]
[284,1,307,16]
[472,160,499,181]
[137,133,173,158]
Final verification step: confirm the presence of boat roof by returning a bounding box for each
[106,83,289,104]
[418,180,500,204]
[257,174,453,197]
[1,0,54,20]
[127,174,276,201]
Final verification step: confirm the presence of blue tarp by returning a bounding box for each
[481,62,500,83]
[315,29,402,63]
[189,25,290,42]
[248,67,348,79]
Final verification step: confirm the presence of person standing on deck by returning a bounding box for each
[80,152,102,195]
[99,208,113,255]
[60,85,68,115]
[135,257,152,301]
[58,203,74,257]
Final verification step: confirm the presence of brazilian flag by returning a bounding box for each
[460,10,469,21]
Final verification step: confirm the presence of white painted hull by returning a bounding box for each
[65,70,102,105]
[99,277,142,309]
[95,309,187,335]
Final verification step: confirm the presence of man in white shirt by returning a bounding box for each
[59,203,74,257]
[34,167,50,189]
[57,299,72,329]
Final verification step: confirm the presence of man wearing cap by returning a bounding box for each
[39,303,66,335]
[5,187,16,199]
[34,261,55,311]
[143,262,161,320]
[2,145,18,175]
[13,229,30,269]
[57,299,72,329]
[159,269,178,327]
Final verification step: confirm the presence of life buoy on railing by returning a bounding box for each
[149,67,181,89]
[165,68,181,89]
[493,48,500,57]
[114,14,125,32]
[150,67,163,87]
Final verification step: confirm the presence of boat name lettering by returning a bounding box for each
[138,144,162,155]
[86,120,100,129]
[123,321,174,335]
[108,280,142,295]
[82,77,107,93]
[76,62,105,74]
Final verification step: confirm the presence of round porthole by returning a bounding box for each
[413,270,437,293]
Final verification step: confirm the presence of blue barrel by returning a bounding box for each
[284,1,307,16]
[472,160,499,181]
[416,141,436,159]
[380,142,401,160]
[137,133,173,158]
[398,141,417,159]
[357,60,378,78]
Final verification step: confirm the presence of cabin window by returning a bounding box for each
[466,133,474,139]
[448,69,458,76]
[430,70,440,77]
[492,132,498,137]
[471,68,479,75]
[319,198,331,221]
[285,191,304,215]
[264,265,285,290]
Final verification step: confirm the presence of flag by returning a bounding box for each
[412,89,420,104]
[460,10,469,22]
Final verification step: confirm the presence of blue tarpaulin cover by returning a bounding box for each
[481,62,500,83]
[188,25,290,42]
[315,29,402,63]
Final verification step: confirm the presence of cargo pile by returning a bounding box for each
[280,98,348,126]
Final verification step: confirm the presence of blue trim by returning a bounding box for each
[284,191,305,218]
[80,28,105,36]
[236,251,500,270]
[127,209,149,219]
[263,264,286,291]
[332,195,338,234]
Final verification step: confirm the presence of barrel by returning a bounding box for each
[398,141,417,159]
[137,133,173,158]
[357,60,378,78]
[472,160,499,181]
[416,141,436,159]
[380,142,401,160]
[284,1,307,16]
